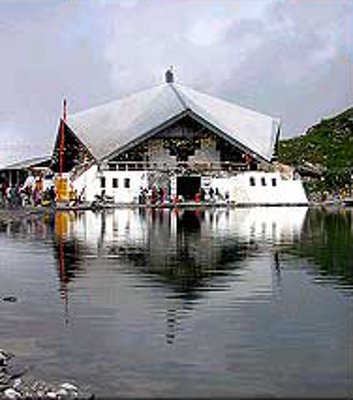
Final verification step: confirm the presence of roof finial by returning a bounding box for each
[165,66,174,83]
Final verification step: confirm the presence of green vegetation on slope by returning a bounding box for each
[278,107,353,195]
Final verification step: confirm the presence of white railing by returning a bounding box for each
[105,161,248,172]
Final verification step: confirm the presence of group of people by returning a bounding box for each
[199,187,230,202]
[138,185,230,205]
[138,186,168,205]
[0,174,56,208]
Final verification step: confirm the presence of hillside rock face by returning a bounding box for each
[278,107,353,198]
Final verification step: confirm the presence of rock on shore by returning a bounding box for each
[0,350,93,399]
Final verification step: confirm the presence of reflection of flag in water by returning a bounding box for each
[59,235,69,326]
[55,212,70,325]
[55,211,69,238]
[166,307,177,345]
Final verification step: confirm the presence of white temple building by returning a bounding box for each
[51,70,308,206]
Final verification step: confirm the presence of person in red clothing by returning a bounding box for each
[151,186,158,205]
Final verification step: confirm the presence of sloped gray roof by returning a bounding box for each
[65,83,280,162]
[1,155,51,170]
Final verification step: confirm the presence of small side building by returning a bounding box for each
[0,156,51,187]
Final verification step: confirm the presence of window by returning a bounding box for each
[261,177,266,186]
[100,177,106,188]
[272,178,277,187]
[112,178,118,188]
[124,178,130,188]
[108,163,116,171]
[249,177,256,186]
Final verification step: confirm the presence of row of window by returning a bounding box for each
[249,177,277,187]
[100,177,130,189]
[108,163,143,171]
[101,176,276,189]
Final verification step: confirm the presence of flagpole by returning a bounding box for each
[59,98,67,177]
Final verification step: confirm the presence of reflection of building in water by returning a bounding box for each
[67,207,308,249]
[49,207,308,337]
[61,208,308,285]
[210,206,308,244]
[93,208,252,293]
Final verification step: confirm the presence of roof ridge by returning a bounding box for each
[168,83,189,111]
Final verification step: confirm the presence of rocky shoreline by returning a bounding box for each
[0,350,93,399]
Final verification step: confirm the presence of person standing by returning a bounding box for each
[209,187,214,201]
[48,185,56,207]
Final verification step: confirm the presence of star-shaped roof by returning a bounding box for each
[65,83,280,162]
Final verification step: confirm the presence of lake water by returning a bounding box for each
[0,207,352,397]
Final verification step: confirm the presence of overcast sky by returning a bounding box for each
[0,0,352,167]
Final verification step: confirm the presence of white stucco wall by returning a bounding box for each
[231,171,308,205]
[200,172,307,205]
[72,165,148,203]
[102,170,147,203]
[72,165,99,202]
[73,167,307,205]
[208,177,233,199]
